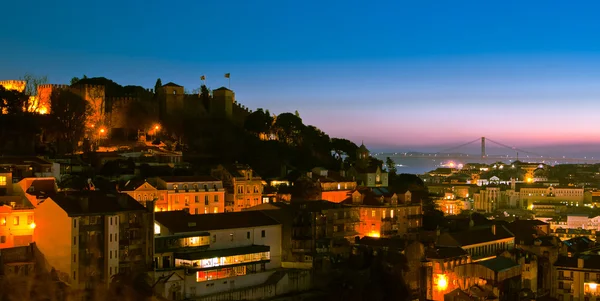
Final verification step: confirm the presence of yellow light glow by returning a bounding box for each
[367,231,380,238]
[29,222,36,229]
[38,107,48,114]
[99,128,105,134]
[435,274,448,291]
[448,162,455,168]
[526,177,533,183]
[154,124,160,131]
[590,283,598,290]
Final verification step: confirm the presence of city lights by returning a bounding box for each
[29,222,36,229]
[435,274,448,291]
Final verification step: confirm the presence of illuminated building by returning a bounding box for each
[245,201,359,269]
[0,156,56,182]
[309,167,357,203]
[121,179,168,211]
[34,191,154,292]
[345,143,389,188]
[0,200,35,249]
[437,224,515,261]
[152,210,308,300]
[518,184,584,208]
[423,246,471,300]
[157,176,225,214]
[345,187,421,239]
[553,255,600,301]
[211,164,264,212]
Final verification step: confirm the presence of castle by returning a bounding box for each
[0,79,253,133]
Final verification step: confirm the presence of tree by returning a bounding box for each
[274,112,304,145]
[291,177,322,200]
[331,138,359,161]
[386,157,397,175]
[49,89,92,153]
[244,109,273,135]
[20,73,48,96]
[0,86,31,115]
[154,78,163,95]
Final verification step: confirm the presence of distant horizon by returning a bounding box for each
[3,0,600,151]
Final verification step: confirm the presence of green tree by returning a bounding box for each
[49,89,92,153]
[0,86,31,115]
[244,108,273,135]
[154,78,162,95]
[291,177,322,200]
[274,112,304,145]
[386,157,397,175]
[331,138,359,161]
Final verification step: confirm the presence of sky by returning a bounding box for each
[2,0,600,154]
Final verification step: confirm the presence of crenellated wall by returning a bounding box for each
[0,80,26,93]
[36,84,71,114]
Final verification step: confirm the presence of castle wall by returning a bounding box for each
[0,80,26,93]
[37,84,70,115]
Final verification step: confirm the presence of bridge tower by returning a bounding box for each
[481,137,486,159]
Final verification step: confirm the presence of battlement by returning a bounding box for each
[108,96,135,106]
[38,84,70,90]
[0,80,26,92]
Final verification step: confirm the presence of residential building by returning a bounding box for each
[0,156,58,181]
[436,224,515,261]
[211,164,263,212]
[34,191,154,293]
[0,243,36,278]
[423,246,472,301]
[553,255,600,301]
[309,167,357,203]
[121,179,168,211]
[156,176,225,214]
[153,210,310,300]
[500,249,538,294]
[519,185,585,208]
[0,199,35,249]
[473,185,506,213]
[245,200,359,271]
[344,187,422,238]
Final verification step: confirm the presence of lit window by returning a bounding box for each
[0,176,6,186]
[154,223,161,235]
[213,207,218,213]
[13,216,19,225]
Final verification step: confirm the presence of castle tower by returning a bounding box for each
[161,82,185,116]
[36,84,71,114]
[71,84,106,126]
[211,87,234,119]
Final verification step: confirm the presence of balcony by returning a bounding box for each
[558,275,573,281]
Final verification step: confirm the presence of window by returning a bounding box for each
[110,217,113,225]
[194,184,199,192]
[195,208,199,215]
[110,234,112,242]
[0,236,5,243]
[371,210,375,217]
[213,207,218,213]
[237,186,244,194]
[204,208,208,214]
[73,271,76,280]
[195,196,199,203]
[261,230,266,238]
[13,216,19,225]
[247,232,250,239]
[110,250,112,259]
[205,195,209,205]
[73,236,77,246]
[73,254,76,263]
[214,195,219,202]
[0,176,6,186]
[212,235,216,243]
[173,184,179,192]
[183,184,188,192]
[230,234,234,241]
[27,215,33,225]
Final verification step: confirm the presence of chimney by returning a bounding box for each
[80,197,89,212]
[492,224,496,235]
[578,257,585,269]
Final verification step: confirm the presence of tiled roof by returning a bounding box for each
[438,225,514,247]
[477,256,520,272]
[213,87,231,91]
[162,82,182,87]
[47,191,146,216]
[554,255,600,269]
[159,176,220,183]
[426,247,468,259]
[121,179,154,191]
[155,210,280,234]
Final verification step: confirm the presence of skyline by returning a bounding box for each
[3,1,600,152]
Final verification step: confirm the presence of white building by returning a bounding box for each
[153,210,309,300]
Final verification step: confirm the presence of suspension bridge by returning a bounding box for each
[377,137,600,164]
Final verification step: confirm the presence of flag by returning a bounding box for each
[200,75,206,81]
[224,73,230,78]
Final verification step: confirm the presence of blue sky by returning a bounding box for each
[2,0,600,153]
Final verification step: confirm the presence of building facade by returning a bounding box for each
[211,164,264,212]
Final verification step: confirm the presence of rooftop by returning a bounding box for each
[0,156,53,166]
[426,247,469,259]
[158,176,221,183]
[477,256,520,272]
[155,210,280,234]
[437,225,514,247]
[46,191,147,216]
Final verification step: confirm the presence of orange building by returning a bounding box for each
[346,187,422,239]
[157,176,225,214]
[0,200,35,249]
[212,164,264,212]
[310,167,357,203]
[121,179,168,211]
